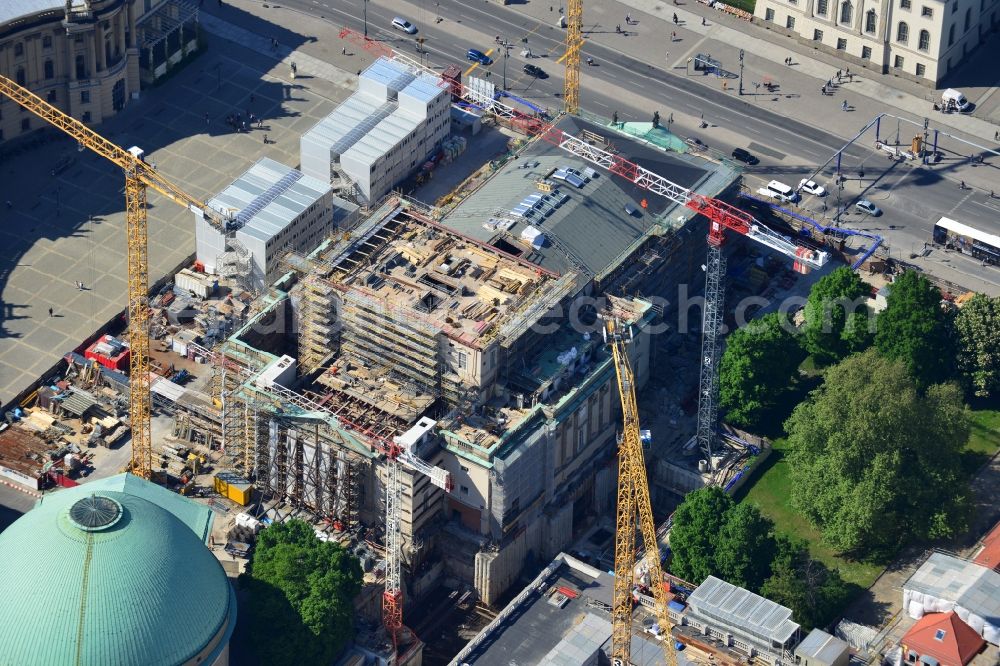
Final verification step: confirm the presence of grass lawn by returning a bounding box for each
[737,407,1000,589]
[725,0,757,12]
[738,439,883,588]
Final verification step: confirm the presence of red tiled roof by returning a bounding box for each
[973,520,1000,572]
[902,611,985,666]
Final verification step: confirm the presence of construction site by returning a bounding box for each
[0,9,841,665]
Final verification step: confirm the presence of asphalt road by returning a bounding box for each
[279,0,999,287]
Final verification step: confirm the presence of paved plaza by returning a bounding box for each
[0,17,357,407]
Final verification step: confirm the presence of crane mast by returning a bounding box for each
[0,74,230,479]
[605,318,677,666]
[564,0,583,113]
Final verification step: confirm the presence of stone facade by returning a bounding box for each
[753,0,1000,86]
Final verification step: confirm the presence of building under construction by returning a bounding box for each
[185,110,743,607]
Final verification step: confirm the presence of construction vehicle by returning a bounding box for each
[0,74,234,480]
[604,316,676,666]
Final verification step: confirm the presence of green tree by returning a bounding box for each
[954,293,1000,398]
[802,267,872,363]
[245,520,363,665]
[714,503,776,591]
[785,350,970,558]
[875,271,955,388]
[669,487,734,584]
[761,536,852,630]
[720,313,804,428]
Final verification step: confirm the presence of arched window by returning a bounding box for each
[948,24,955,46]
[865,9,877,33]
[840,1,853,24]
[919,29,930,50]
[964,8,971,31]
[897,21,909,43]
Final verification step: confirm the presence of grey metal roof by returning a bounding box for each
[59,388,98,417]
[795,628,850,664]
[207,157,329,242]
[687,576,800,646]
[905,552,1000,622]
[457,553,665,665]
[439,116,709,278]
[0,0,61,24]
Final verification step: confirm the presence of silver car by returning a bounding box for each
[392,17,417,34]
[854,199,882,216]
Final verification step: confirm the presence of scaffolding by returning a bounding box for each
[298,275,338,374]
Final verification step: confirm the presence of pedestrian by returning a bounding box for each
[342,47,347,55]
[673,12,678,23]
[77,281,83,291]
[995,130,999,141]
[848,73,853,82]
[671,31,676,41]
[48,308,53,317]
[626,13,631,24]
[702,16,706,25]
[205,112,210,124]
[845,67,850,76]
[842,100,848,111]
[258,119,264,129]
[821,85,826,95]
[616,24,621,33]
[263,134,268,144]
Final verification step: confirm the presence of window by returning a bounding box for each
[865,9,877,33]
[894,54,905,67]
[897,21,909,42]
[15,68,26,86]
[44,60,54,79]
[43,35,53,49]
[459,485,469,495]
[459,465,469,472]
[837,37,848,49]
[765,7,775,20]
[576,429,586,453]
[786,15,796,28]
[840,1,853,23]
[948,24,955,45]
[934,629,947,641]
[965,8,971,31]
[47,90,57,103]
[921,5,932,17]
[862,45,872,58]
[456,351,468,369]
[80,90,90,104]
[816,0,828,14]
[814,28,824,40]
[919,29,930,50]
[916,63,926,75]
[75,54,86,79]
[900,0,910,7]
[21,118,30,132]
[952,1,958,13]
[14,43,24,57]
[83,111,91,122]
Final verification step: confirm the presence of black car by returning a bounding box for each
[731,147,759,165]
[523,64,547,78]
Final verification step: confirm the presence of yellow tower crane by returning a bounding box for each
[604,317,677,666]
[563,0,583,114]
[0,75,232,479]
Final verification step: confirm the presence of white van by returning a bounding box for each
[757,179,799,203]
[941,88,970,112]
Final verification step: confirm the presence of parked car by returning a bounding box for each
[467,48,492,65]
[684,136,707,150]
[731,147,758,165]
[756,179,800,203]
[391,17,417,34]
[523,64,547,78]
[854,199,882,216]
[798,179,826,196]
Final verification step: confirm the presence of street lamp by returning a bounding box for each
[738,49,744,96]
[500,39,512,90]
[363,0,368,38]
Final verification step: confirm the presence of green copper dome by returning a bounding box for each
[0,474,235,666]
